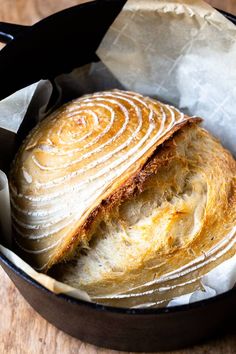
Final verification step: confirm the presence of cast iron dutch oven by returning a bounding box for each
[0,1,235,351]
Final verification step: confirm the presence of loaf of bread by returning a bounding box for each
[10,90,236,307]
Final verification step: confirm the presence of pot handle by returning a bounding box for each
[0,22,28,43]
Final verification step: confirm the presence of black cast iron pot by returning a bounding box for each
[0,1,235,351]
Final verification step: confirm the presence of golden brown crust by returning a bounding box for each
[51,123,236,308]
[10,87,236,308]
[10,90,201,271]
[51,118,202,269]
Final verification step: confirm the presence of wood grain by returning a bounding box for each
[207,0,236,14]
[0,1,236,353]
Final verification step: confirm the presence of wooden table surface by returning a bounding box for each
[0,1,236,353]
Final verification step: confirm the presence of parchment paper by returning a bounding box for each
[0,0,235,307]
[0,171,11,248]
[97,0,236,155]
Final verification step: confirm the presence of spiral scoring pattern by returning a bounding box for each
[10,90,196,271]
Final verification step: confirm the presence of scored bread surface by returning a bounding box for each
[10,90,200,271]
[52,123,236,307]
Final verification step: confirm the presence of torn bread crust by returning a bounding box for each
[47,118,202,271]
[11,90,203,272]
[50,121,236,307]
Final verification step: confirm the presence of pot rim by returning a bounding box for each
[1,250,236,315]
